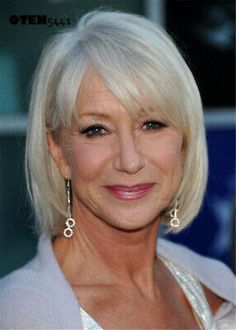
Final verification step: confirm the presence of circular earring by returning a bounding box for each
[63,180,75,238]
[170,200,180,228]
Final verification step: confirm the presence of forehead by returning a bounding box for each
[77,71,149,118]
[77,72,123,115]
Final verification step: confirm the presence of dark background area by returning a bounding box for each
[166,0,235,107]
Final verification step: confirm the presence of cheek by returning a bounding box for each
[150,137,183,175]
[68,143,110,181]
[166,143,184,182]
[167,144,183,166]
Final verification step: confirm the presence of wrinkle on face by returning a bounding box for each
[53,71,184,232]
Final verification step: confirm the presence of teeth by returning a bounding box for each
[123,191,136,195]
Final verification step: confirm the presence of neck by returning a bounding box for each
[53,207,161,291]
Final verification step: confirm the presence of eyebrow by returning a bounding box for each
[78,111,111,119]
[78,108,159,120]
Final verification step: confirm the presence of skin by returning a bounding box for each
[48,72,224,329]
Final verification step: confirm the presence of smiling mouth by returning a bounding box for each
[103,183,155,201]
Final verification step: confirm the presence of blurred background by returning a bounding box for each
[0,0,235,278]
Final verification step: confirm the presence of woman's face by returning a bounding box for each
[51,73,184,231]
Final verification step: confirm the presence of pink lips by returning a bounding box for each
[104,183,155,201]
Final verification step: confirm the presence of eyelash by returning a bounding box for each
[80,124,107,137]
[143,120,166,130]
[80,120,166,138]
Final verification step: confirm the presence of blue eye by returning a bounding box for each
[143,120,166,130]
[80,125,107,137]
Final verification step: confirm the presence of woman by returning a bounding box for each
[0,10,235,329]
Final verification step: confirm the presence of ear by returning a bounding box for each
[46,130,71,179]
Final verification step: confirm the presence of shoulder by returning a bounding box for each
[0,235,83,329]
[0,236,62,300]
[158,239,236,328]
[0,260,59,329]
[0,253,52,292]
[157,238,236,304]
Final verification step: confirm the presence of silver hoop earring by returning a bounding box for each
[170,200,180,228]
[63,180,75,238]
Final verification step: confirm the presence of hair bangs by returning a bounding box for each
[84,39,188,136]
[53,53,88,131]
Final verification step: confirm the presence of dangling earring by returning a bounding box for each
[170,200,180,228]
[63,180,75,238]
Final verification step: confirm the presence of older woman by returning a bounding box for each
[0,10,235,330]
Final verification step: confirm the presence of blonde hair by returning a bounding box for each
[26,10,208,237]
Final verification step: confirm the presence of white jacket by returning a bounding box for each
[0,235,235,329]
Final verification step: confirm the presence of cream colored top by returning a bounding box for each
[0,235,235,329]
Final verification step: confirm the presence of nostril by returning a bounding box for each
[113,141,145,174]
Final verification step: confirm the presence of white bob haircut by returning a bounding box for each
[26,10,208,237]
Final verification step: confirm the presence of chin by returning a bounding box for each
[103,212,159,233]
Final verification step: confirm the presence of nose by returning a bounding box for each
[113,133,145,174]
